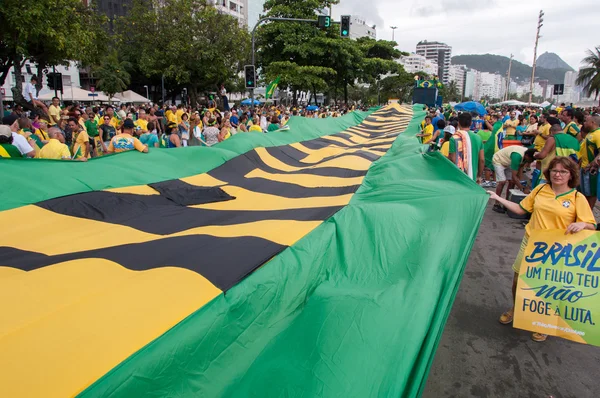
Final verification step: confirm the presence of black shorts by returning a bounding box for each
[89,137,96,149]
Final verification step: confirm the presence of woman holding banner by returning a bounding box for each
[488,157,596,342]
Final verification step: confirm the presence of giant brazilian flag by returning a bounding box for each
[0,104,487,397]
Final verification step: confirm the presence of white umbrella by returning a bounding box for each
[114,90,151,104]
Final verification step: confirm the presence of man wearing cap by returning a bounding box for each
[3,115,35,158]
[107,119,148,153]
[0,125,22,158]
[440,125,455,157]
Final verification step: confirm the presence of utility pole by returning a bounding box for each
[529,10,544,105]
[390,26,397,42]
[505,54,513,101]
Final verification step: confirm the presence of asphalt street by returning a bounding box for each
[423,202,600,398]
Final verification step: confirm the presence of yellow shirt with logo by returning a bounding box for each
[533,123,551,151]
[72,130,90,159]
[520,184,596,237]
[580,128,600,168]
[135,119,148,131]
[422,124,434,143]
[38,138,71,160]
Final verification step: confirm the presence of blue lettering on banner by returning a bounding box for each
[525,241,600,272]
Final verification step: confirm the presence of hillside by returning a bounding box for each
[451,54,569,84]
[537,52,574,71]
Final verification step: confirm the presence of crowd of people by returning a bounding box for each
[420,102,600,343]
[1,83,364,161]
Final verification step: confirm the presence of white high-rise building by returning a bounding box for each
[213,0,248,27]
[470,71,505,101]
[563,71,580,103]
[416,40,452,84]
[449,64,467,98]
[398,53,438,76]
[349,16,376,40]
[464,69,476,99]
[247,0,265,30]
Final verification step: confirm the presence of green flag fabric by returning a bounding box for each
[265,76,280,100]
[0,104,488,398]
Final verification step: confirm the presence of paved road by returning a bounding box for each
[423,202,600,398]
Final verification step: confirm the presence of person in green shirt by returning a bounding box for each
[83,110,107,156]
[448,112,484,182]
[267,116,281,132]
[483,114,503,170]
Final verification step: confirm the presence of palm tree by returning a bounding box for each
[576,46,600,106]
[94,51,132,103]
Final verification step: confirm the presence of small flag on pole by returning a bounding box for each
[265,76,280,100]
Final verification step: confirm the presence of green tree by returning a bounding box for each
[0,0,106,108]
[576,46,600,106]
[117,0,249,106]
[94,51,132,102]
[256,0,339,105]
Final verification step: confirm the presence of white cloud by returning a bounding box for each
[332,0,599,70]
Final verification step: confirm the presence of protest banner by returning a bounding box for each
[514,229,600,345]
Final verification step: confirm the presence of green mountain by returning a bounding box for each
[536,52,574,71]
[451,54,569,84]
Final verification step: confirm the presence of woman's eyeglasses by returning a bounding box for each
[550,169,569,176]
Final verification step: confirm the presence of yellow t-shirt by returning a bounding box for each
[504,118,519,137]
[48,105,61,126]
[167,112,177,124]
[533,123,551,151]
[35,128,49,142]
[422,124,433,143]
[72,130,90,159]
[176,109,184,124]
[108,133,147,153]
[248,125,262,132]
[520,184,596,237]
[580,128,600,168]
[440,141,450,157]
[135,119,148,131]
[38,138,71,160]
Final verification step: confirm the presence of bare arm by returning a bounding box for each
[487,191,527,215]
[535,137,555,159]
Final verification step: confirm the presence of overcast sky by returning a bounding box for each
[332,0,598,70]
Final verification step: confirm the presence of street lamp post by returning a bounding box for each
[143,85,149,101]
[529,10,544,105]
[505,54,513,101]
[390,26,397,42]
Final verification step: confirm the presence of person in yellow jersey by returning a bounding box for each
[489,156,596,342]
[580,115,600,209]
[561,108,581,140]
[416,116,433,144]
[166,105,178,125]
[39,127,87,161]
[34,119,51,145]
[68,117,90,159]
[491,146,536,212]
[135,109,149,133]
[48,97,61,126]
[440,125,455,157]
[532,113,550,151]
[503,111,520,139]
[175,104,184,124]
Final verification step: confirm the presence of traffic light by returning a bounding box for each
[317,15,331,29]
[340,15,350,37]
[47,73,55,90]
[46,72,63,92]
[244,65,256,89]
